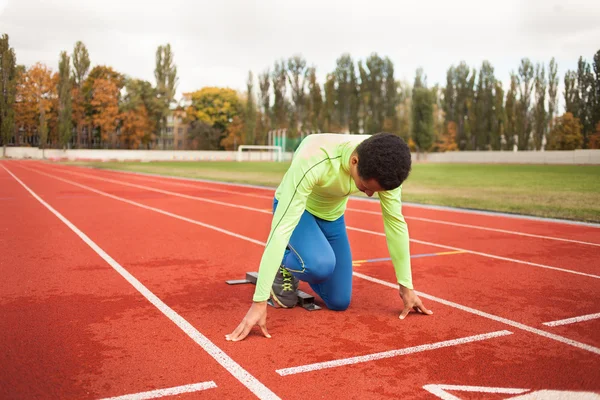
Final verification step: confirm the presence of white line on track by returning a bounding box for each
[354,272,600,355]
[1,164,281,400]
[13,163,600,356]
[26,162,600,280]
[276,330,513,376]
[347,226,600,280]
[99,381,217,400]
[543,312,600,327]
[46,162,600,246]
[50,160,600,228]
[422,384,529,399]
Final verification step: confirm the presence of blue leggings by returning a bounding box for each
[273,198,353,311]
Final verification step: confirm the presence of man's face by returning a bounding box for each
[350,155,384,197]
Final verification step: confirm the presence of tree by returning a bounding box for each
[533,63,547,150]
[155,44,178,147]
[0,34,17,155]
[548,57,559,131]
[564,70,578,115]
[72,41,90,147]
[504,73,518,150]
[593,50,600,135]
[90,78,119,145]
[453,62,476,150]
[120,78,157,148]
[333,53,355,132]
[15,63,55,149]
[256,69,271,144]
[473,61,495,150]
[323,73,337,132]
[271,60,287,129]
[57,51,72,149]
[577,56,594,147]
[491,81,505,150]
[186,87,243,149]
[305,66,323,133]
[244,71,257,144]
[286,55,307,136]
[383,57,398,134]
[220,115,244,150]
[517,58,534,150]
[547,112,583,150]
[443,66,456,131]
[396,80,412,143]
[411,68,434,153]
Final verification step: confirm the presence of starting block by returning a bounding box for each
[226,272,321,311]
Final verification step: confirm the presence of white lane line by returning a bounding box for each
[52,160,600,228]
[276,330,513,376]
[422,384,529,400]
[28,163,600,280]
[543,312,600,327]
[43,165,273,215]
[347,225,600,279]
[46,162,600,246]
[354,272,600,355]
[99,381,217,400]
[13,163,600,357]
[48,162,274,200]
[346,208,600,247]
[2,165,281,400]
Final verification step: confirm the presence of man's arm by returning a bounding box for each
[379,186,433,319]
[252,156,324,302]
[378,185,413,289]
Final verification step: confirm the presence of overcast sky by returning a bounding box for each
[1,0,599,102]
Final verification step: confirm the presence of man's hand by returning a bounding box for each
[226,301,271,342]
[398,285,433,320]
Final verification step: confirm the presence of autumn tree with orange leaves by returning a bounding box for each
[14,62,57,148]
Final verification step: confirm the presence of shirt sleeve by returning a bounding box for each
[378,185,413,289]
[252,154,326,302]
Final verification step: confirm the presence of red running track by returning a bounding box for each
[1,160,599,399]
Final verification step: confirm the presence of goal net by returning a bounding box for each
[236,145,283,162]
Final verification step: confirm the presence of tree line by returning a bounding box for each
[1,33,598,154]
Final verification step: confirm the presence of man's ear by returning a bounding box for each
[351,155,359,165]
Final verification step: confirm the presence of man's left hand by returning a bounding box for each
[398,285,433,320]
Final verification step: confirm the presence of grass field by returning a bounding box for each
[62,161,600,223]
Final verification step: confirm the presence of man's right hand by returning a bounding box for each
[225,301,271,342]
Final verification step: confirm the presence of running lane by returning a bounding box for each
[8,161,600,398]
[0,162,277,400]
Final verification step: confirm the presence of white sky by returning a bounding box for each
[1,0,599,104]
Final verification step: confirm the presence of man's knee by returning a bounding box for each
[306,252,336,282]
[326,295,351,311]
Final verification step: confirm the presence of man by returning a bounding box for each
[226,132,432,342]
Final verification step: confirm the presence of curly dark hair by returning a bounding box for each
[355,133,412,190]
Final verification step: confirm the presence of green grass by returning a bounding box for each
[61,161,600,223]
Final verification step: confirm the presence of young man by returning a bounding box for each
[226,132,432,342]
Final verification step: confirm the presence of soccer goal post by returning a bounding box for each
[236,145,283,162]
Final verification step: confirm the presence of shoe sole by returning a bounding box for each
[270,289,297,309]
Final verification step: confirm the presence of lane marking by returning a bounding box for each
[348,225,600,280]
[13,163,600,356]
[354,272,600,356]
[346,208,600,247]
[41,162,600,244]
[25,162,600,280]
[422,384,529,400]
[543,312,600,327]
[353,250,465,265]
[2,164,281,400]
[99,381,217,400]
[276,330,512,376]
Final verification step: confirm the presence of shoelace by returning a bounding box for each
[281,268,294,292]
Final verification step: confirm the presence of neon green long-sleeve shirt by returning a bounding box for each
[252,134,413,302]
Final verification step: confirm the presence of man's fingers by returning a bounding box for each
[259,323,271,339]
[399,306,411,320]
[417,301,433,315]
